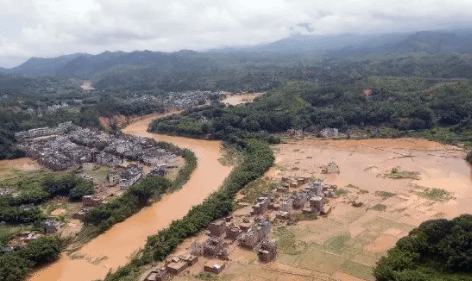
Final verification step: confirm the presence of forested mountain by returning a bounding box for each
[329,30,472,57]
[2,53,91,75]
[2,29,472,82]
[210,32,410,54]
[0,51,216,79]
[0,74,36,91]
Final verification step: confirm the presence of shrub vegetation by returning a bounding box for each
[374,215,472,281]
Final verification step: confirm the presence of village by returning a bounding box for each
[15,122,178,173]
[140,174,339,281]
[17,89,222,117]
[128,90,222,110]
[0,122,185,249]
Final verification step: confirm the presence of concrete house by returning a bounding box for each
[208,220,226,238]
[204,261,226,274]
[203,236,224,257]
[191,241,204,256]
[166,261,188,275]
[258,240,277,262]
[120,165,143,189]
[225,224,242,240]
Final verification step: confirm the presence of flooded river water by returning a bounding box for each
[27,114,232,281]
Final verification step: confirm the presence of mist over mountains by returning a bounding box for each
[0,30,471,77]
[1,29,472,92]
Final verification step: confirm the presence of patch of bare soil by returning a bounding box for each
[0,158,41,172]
[364,234,398,253]
[80,81,94,91]
[334,272,366,281]
[222,93,265,105]
[98,115,141,130]
[60,219,83,240]
[51,208,66,216]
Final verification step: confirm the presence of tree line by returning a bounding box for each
[0,236,62,281]
[374,215,472,281]
[0,173,93,225]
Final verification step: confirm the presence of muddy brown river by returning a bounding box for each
[27,114,233,281]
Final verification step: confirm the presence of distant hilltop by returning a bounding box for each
[1,29,472,78]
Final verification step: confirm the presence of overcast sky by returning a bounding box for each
[0,0,471,67]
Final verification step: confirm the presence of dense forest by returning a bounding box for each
[0,236,62,281]
[0,173,93,225]
[0,172,91,281]
[374,215,472,281]
[151,76,472,150]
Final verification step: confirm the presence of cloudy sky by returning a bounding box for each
[0,0,471,67]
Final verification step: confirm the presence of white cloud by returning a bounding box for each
[0,0,472,67]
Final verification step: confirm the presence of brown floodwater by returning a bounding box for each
[27,113,232,281]
[271,138,472,224]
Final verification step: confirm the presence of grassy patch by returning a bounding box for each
[341,260,375,281]
[82,166,112,184]
[386,167,420,180]
[195,272,218,280]
[336,188,351,196]
[371,204,387,211]
[0,170,52,192]
[236,178,276,205]
[276,226,307,255]
[218,143,244,166]
[0,225,24,246]
[417,187,452,201]
[295,247,346,275]
[274,164,286,172]
[291,212,318,221]
[323,233,351,254]
[346,184,369,194]
[70,253,86,260]
[375,191,396,199]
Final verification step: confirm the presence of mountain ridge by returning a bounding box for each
[1,29,472,78]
